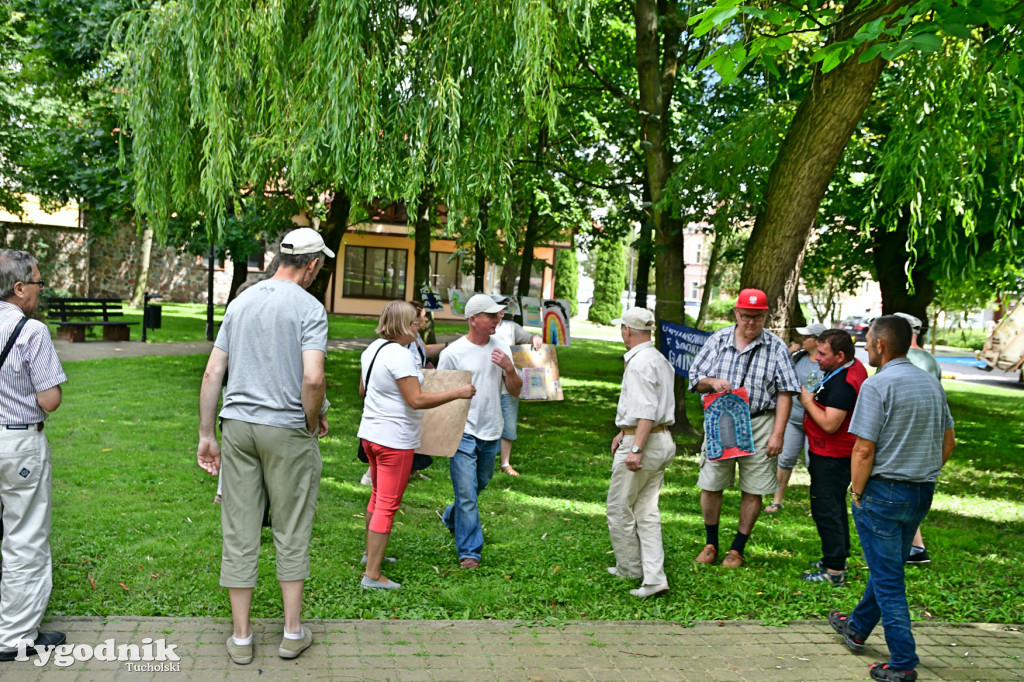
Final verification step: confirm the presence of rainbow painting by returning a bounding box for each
[542,299,571,346]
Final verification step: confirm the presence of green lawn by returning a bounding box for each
[46,339,1023,624]
[44,303,467,342]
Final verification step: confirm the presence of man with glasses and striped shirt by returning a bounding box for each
[0,250,67,662]
[688,288,799,569]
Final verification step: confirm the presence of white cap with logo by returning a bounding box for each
[279,228,336,259]
[795,322,827,337]
[611,307,656,332]
[464,294,506,318]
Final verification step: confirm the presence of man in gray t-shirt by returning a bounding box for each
[829,316,955,681]
[197,228,331,665]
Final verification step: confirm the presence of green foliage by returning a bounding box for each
[113,0,590,240]
[801,224,872,324]
[706,297,736,323]
[553,248,579,316]
[45,344,1024,623]
[690,1,1020,83]
[587,237,624,324]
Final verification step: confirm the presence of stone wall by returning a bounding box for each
[88,222,214,302]
[1,223,90,296]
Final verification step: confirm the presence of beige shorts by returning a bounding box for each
[697,411,779,495]
[219,419,322,587]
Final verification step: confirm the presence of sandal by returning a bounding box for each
[500,464,520,476]
[764,503,783,513]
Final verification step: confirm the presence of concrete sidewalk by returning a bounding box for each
[4,617,1021,680]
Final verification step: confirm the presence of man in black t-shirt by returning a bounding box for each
[798,330,867,586]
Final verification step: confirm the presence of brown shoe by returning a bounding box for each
[459,558,479,570]
[722,550,745,568]
[695,544,718,564]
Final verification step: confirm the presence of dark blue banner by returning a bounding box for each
[658,320,711,379]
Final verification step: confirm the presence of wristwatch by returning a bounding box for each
[630,445,643,454]
[848,485,862,502]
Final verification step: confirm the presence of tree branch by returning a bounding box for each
[577,50,639,112]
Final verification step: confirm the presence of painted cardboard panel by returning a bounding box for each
[521,296,542,328]
[542,299,571,346]
[510,344,563,401]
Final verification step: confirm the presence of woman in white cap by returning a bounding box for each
[766,322,826,513]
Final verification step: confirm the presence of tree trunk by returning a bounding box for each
[517,126,548,300]
[696,230,723,329]
[739,1,908,331]
[634,180,654,309]
[413,187,436,343]
[474,198,488,293]
[308,190,352,305]
[873,220,937,332]
[500,258,518,297]
[130,220,153,308]
[226,254,250,305]
[635,0,695,437]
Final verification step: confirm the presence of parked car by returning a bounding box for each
[840,316,873,343]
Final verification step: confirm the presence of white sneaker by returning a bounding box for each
[359,469,372,486]
[630,584,669,598]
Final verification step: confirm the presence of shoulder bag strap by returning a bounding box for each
[363,340,395,396]
[739,342,761,388]
[0,317,29,370]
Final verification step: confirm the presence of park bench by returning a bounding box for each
[45,297,138,343]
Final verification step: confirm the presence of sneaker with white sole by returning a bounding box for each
[361,575,402,590]
[278,629,313,659]
[226,636,253,665]
[906,548,930,565]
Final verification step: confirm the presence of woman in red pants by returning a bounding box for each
[358,301,475,589]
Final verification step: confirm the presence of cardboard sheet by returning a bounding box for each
[418,369,473,457]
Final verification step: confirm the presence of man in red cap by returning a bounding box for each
[688,288,800,568]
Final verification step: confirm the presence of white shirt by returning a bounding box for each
[437,335,513,440]
[615,341,676,429]
[357,339,424,449]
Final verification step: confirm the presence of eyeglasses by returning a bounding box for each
[22,281,46,288]
[738,312,766,322]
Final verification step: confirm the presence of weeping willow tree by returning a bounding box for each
[113,0,590,266]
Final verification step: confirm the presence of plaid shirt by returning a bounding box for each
[688,325,799,414]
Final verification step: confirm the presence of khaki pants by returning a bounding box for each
[606,431,676,587]
[0,428,52,652]
[219,420,322,587]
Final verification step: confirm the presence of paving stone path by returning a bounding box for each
[2,617,1020,680]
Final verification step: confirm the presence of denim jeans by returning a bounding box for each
[849,477,935,670]
[442,434,500,561]
[808,453,851,571]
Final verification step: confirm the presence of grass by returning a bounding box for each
[43,303,467,343]
[46,339,1023,625]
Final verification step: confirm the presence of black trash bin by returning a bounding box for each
[144,304,162,329]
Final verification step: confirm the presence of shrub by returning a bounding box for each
[553,248,579,317]
[588,238,625,325]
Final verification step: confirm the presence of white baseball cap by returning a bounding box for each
[611,307,656,331]
[279,228,336,259]
[464,294,506,318]
[894,312,922,334]
[795,322,827,337]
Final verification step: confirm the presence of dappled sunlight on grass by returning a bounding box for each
[44,342,1024,624]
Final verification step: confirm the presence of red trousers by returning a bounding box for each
[362,439,413,534]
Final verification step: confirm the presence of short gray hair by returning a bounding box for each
[277,251,321,270]
[0,250,38,301]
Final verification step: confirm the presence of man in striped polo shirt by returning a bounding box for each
[0,250,67,662]
[829,315,956,682]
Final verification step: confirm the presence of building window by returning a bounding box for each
[689,281,701,300]
[199,255,225,270]
[429,251,473,300]
[247,252,266,271]
[694,243,703,264]
[343,246,408,299]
